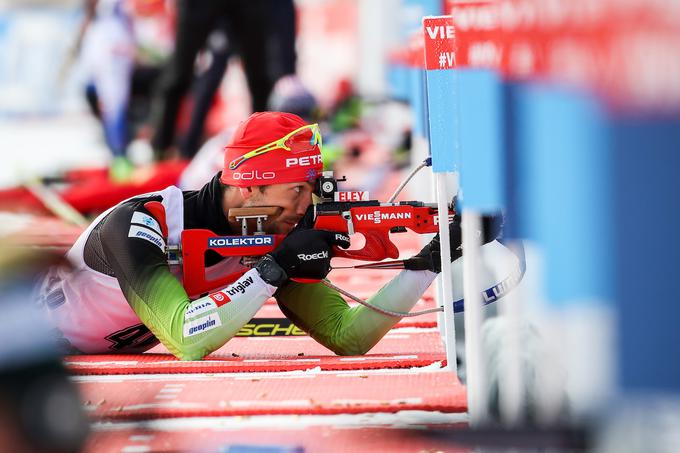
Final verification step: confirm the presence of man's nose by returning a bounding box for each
[296,198,311,216]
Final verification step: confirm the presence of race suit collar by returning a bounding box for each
[183,172,233,235]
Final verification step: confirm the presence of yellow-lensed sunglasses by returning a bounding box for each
[228,123,322,170]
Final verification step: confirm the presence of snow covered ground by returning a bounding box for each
[0,5,112,188]
[0,114,110,188]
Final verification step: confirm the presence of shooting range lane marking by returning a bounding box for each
[70,363,451,383]
[329,397,424,406]
[154,383,185,400]
[338,355,418,362]
[121,446,151,453]
[241,359,321,363]
[128,435,154,442]
[121,401,211,412]
[227,399,315,408]
[64,360,140,367]
[121,434,154,453]
[76,370,466,419]
[89,411,469,431]
[232,374,317,381]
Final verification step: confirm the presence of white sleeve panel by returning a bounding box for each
[174,268,277,360]
[366,269,438,313]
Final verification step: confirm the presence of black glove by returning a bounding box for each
[256,229,351,285]
[404,213,503,273]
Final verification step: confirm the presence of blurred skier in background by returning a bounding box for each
[148,0,317,161]
[77,0,173,181]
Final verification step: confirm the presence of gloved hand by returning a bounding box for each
[404,213,503,273]
[255,229,351,286]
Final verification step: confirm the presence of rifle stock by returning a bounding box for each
[177,199,454,297]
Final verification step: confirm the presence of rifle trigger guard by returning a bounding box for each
[333,230,399,261]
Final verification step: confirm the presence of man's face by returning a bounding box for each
[242,182,315,234]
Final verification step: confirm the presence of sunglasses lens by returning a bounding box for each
[284,126,321,153]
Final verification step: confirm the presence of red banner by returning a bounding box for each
[391,0,680,109]
[422,16,457,70]
[447,1,501,69]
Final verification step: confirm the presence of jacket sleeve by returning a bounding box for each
[98,200,276,360]
[275,269,437,356]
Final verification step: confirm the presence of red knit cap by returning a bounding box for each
[220,112,323,187]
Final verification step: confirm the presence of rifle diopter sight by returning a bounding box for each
[314,171,347,201]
